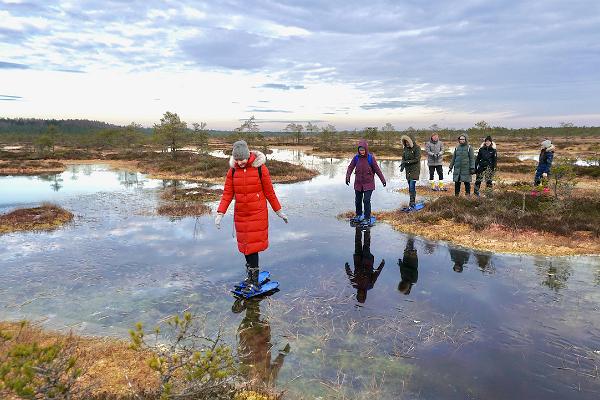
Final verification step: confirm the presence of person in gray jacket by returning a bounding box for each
[425,133,446,191]
[448,134,475,196]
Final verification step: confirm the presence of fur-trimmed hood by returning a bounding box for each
[480,141,497,149]
[543,144,555,152]
[229,150,266,168]
[401,134,415,148]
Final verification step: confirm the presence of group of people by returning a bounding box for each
[215,136,555,295]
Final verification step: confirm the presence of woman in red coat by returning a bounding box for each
[215,140,288,293]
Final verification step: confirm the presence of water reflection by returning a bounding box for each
[475,252,495,274]
[537,260,572,292]
[38,173,64,192]
[398,237,419,295]
[449,247,471,273]
[345,227,385,303]
[233,298,290,387]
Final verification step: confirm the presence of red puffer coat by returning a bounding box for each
[217,151,282,255]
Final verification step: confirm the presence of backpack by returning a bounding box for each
[353,153,374,171]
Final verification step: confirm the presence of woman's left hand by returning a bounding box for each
[276,210,289,223]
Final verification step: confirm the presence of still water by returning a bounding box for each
[0,150,599,399]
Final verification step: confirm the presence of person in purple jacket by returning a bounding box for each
[346,139,387,225]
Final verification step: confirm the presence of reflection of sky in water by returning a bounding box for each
[1,154,600,399]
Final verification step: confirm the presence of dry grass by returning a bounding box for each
[0,160,65,175]
[374,191,600,256]
[157,202,211,218]
[160,187,223,202]
[0,204,73,234]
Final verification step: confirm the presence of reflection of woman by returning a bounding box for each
[449,247,471,273]
[398,237,418,295]
[345,228,385,303]
[233,299,290,386]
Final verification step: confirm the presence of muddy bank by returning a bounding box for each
[0,204,73,234]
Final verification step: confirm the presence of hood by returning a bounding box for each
[357,139,369,155]
[229,150,266,168]
[457,133,469,145]
[480,141,496,149]
[543,144,555,152]
[401,134,416,148]
[429,135,439,143]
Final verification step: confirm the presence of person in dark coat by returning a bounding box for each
[534,139,555,186]
[345,228,385,303]
[449,134,475,196]
[449,247,471,273]
[232,298,290,387]
[398,237,418,295]
[346,139,386,224]
[400,133,421,208]
[474,135,497,196]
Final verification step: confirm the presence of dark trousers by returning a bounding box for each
[534,170,546,186]
[355,190,373,219]
[429,165,443,180]
[455,181,471,196]
[475,168,493,194]
[244,253,259,269]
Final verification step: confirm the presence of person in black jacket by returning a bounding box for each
[345,227,385,303]
[398,237,418,295]
[474,135,497,196]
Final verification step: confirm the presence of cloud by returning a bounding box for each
[259,83,305,90]
[361,100,426,110]
[246,108,292,113]
[0,61,29,69]
[0,95,22,101]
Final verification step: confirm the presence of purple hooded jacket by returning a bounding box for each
[346,139,386,191]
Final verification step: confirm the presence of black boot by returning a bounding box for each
[243,263,252,286]
[242,267,260,293]
[409,191,416,207]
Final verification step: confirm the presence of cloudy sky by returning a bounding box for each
[1,0,599,130]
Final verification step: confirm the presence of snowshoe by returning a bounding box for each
[401,202,425,213]
[235,271,270,289]
[232,280,279,299]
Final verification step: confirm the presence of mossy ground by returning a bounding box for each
[0,204,73,234]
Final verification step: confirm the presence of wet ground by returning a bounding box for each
[1,150,599,399]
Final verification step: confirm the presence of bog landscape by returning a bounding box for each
[1,1,600,399]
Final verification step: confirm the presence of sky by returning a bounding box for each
[1,0,600,130]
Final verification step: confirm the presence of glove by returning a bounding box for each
[345,179,350,186]
[400,162,405,172]
[542,172,547,178]
[448,167,453,173]
[470,168,475,175]
[276,210,289,223]
[214,213,224,229]
[382,182,387,187]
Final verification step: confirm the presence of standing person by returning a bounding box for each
[534,139,555,187]
[449,134,475,196]
[400,133,421,208]
[215,140,288,295]
[346,139,386,226]
[474,135,497,196]
[425,133,445,191]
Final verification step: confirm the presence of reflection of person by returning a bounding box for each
[400,133,421,208]
[449,134,475,197]
[425,133,445,191]
[449,247,471,273]
[474,135,497,196]
[346,139,386,226]
[215,141,288,294]
[233,298,290,386]
[475,253,492,273]
[345,228,385,303]
[398,237,419,295]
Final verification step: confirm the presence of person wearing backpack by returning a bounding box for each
[474,135,497,196]
[400,133,421,208]
[346,139,386,226]
[215,140,288,294]
[448,134,475,196]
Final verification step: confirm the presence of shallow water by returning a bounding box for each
[1,153,599,399]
